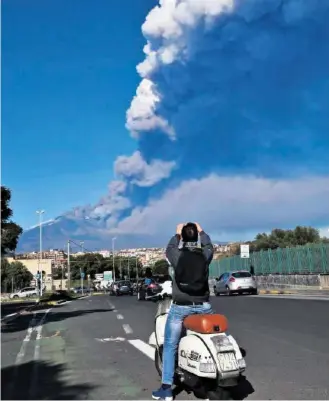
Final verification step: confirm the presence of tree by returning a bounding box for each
[1,259,33,292]
[230,226,325,255]
[69,253,143,281]
[152,259,169,275]
[1,186,23,255]
[252,226,321,251]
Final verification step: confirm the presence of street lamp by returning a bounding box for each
[36,210,45,296]
[112,237,117,282]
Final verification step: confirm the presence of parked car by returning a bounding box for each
[72,286,89,294]
[10,287,38,299]
[109,280,134,296]
[137,279,162,301]
[214,271,257,296]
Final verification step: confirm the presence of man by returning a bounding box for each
[152,222,214,401]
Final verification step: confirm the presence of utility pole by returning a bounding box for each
[112,237,116,282]
[80,267,84,295]
[119,257,122,280]
[61,263,64,290]
[36,210,45,297]
[136,257,139,281]
[128,257,130,280]
[80,241,84,253]
[67,240,71,291]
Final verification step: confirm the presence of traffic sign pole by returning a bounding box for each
[80,270,85,295]
[240,244,250,259]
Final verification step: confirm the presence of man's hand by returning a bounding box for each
[176,223,184,235]
[195,222,203,233]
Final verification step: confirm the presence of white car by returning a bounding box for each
[159,280,172,298]
[214,270,257,296]
[10,287,38,299]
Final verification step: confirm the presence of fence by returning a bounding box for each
[209,244,329,278]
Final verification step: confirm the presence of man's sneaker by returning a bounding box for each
[152,386,173,401]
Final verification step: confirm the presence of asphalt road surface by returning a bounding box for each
[1,301,37,318]
[1,294,329,400]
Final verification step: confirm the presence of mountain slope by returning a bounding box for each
[17,214,165,252]
[18,212,229,252]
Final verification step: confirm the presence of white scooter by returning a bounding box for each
[149,299,246,400]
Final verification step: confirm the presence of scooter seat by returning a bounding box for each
[183,314,228,334]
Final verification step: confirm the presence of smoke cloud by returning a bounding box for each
[75,0,329,241]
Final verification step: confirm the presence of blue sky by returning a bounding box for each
[2,0,155,228]
[3,0,329,243]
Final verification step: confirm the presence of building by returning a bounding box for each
[12,258,54,290]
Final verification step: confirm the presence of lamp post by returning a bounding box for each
[112,237,117,282]
[67,240,71,291]
[36,210,45,297]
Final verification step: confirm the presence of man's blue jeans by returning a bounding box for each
[162,302,213,385]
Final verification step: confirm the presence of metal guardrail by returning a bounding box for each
[209,244,329,277]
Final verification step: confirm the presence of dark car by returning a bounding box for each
[73,286,89,294]
[137,278,162,301]
[109,280,134,296]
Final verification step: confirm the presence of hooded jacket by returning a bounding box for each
[165,231,214,303]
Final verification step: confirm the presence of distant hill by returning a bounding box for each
[18,213,164,252]
[18,212,230,252]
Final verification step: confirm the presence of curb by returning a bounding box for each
[1,295,88,323]
[1,312,20,323]
[258,289,294,295]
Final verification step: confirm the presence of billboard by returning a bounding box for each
[103,270,113,281]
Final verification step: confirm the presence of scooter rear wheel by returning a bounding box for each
[207,387,232,400]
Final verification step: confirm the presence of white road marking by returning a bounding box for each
[96,337,126,342]
[117,314,124,320]
[18,312,37,359]
[128,339,155,361]
[6,310,38,399]
[113,309,118,312]
[107,300,115,309]
[29,309,51,399]
[123,324,133,334]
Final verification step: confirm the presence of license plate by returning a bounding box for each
[218,352,238,372]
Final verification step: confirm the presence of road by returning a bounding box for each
[1,294,329,400]
[1,301,37,319]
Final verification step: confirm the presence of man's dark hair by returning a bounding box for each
[181,222,198,242]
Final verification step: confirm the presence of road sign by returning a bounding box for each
[240,244,250,258]
[95,273,104,280]
[103,270,113,281]
[81,272,85,279]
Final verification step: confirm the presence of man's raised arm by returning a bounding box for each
[195,223,214,263]
[165,223,184,268]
